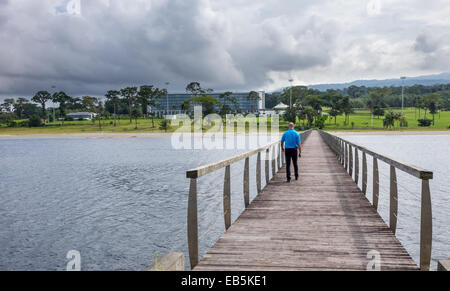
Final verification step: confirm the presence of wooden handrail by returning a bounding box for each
[186,129,313,269]
[318,130,433,271]
[320,132,433,180]
[186,141,279,179]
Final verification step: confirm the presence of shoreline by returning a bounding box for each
[0,130,449,140]
[332,130,450,136]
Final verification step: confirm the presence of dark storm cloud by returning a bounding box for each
[414,33,439,53]
[0,0,335,97]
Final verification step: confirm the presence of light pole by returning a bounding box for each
[51,85,56,124]
[288,79,294,108]
[401,77,406,113]
[165,82,170,115]
[401,76,406,126]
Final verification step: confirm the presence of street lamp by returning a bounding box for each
[401,77,406,114]
[288,79,294,108]
[401,77,406,127]
[51,85,56,124]
[165,82,170,115]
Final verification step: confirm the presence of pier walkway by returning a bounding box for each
[186,131,433,271]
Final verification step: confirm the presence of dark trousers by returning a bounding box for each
[285,148,299,181]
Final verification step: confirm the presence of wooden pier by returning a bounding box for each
[186,131,433,271]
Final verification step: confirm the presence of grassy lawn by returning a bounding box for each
[0,118,182,135]
[0,108,449,135]
[322,108,450,131]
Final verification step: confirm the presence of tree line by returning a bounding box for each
[0,82,262,129]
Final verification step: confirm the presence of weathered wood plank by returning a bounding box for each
[194,131,418,271]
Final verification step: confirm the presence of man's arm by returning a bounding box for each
[298,142,302,157]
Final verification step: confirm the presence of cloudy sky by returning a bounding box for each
[0,0,449,97]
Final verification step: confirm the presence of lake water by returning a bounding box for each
[0,134,448,270]
[343,134,449,270]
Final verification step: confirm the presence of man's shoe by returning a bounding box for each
[287,179,291,183]
[295,176,299,181]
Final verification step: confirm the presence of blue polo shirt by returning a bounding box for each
[281,129,301,149]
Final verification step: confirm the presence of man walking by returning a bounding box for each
[281,122,302,183]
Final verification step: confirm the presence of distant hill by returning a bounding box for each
[306,72,450,91]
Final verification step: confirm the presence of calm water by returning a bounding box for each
[343,134,450,270]
[0,134,448,270]
[0,136,271,270]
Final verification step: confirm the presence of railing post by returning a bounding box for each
[265,148,270,184]
[349,145,353,178]
[362,152,368,195]
[278,143,282,170]
[243,157,250,208]
[223,165,231,230]
[256,152,262,194]
[373,157,379,210]
[355,148,359,186]
[420,179,432,271]
[187,178,198,269]
[344,143,348,171]
[272,146,276,177]
[390,166,398,234]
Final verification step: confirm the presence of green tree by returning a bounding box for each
[131,107,142,129]
[32,91,52,118]
[13,98,29,119]
[185,96,221,115]
[28,115,42,127]
[324,90,343,125]
[105,90,121,127]
[423,93,441,125]
[159,119,170,132]
[367,88,387,119]
[303,106,316,127]
[82,96,104,130]
[186,82,203,97]
[52,91,72,122]
[247,91,260,112]
[383,111,395,129]
[137,85,164,127]
[120,87,138,124]
[341,96,353,125]
[1,98,15,112]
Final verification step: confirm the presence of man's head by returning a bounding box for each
[288,122,295,129]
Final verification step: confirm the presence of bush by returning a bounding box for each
[7,120,28,128]
[28,115,42,127]
[65,116,74,122]
[418,119,432,127]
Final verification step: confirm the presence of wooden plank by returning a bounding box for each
[194,131,418,271]
[187,179,198,268]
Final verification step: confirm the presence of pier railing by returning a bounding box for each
[318,130,433,271]
[185,130,313,268]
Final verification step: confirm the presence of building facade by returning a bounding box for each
[151,91,265,116]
